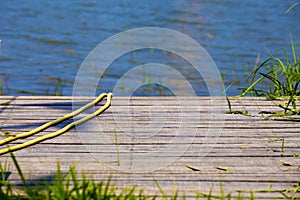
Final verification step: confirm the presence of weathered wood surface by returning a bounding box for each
[0,96,299,199]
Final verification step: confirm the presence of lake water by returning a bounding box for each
[0,0,299,96]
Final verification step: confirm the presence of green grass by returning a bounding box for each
[285,2,300,14]
[0,153,299,199]
[238,35,299,118]
[225,97,249,116]
[269,136,285,153]
[54,78,68,96]
[1,153,151,200]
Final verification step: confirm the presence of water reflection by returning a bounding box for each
[0,0,299,96]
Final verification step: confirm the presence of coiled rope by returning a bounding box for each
[0,92,113,155]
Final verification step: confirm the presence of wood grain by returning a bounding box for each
[0,96,299,199]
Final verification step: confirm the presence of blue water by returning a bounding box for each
[0,0,299,96]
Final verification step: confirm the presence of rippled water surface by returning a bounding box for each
[0,0,299,96]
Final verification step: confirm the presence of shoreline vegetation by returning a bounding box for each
[0,153,299,199]
[0,3,299,200]
[226,3,300,122]
[226,34,300,121]
[226,3,299,120]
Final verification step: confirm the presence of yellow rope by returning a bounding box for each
[0,93,113,155]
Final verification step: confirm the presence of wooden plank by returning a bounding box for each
[0,96,299,199]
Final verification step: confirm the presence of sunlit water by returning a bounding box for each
[0,0,299,96]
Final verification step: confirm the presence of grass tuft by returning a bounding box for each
[0,154,299,199]
[239,35,299,118]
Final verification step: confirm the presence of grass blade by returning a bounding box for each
[9,152,33,198]
[241,76,264,96]
[285,3,300,14]
[154,179,167,200]
[290,33,297,64]
[258,72,280,87]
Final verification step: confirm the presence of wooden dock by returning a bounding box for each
[0,96,299,199]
